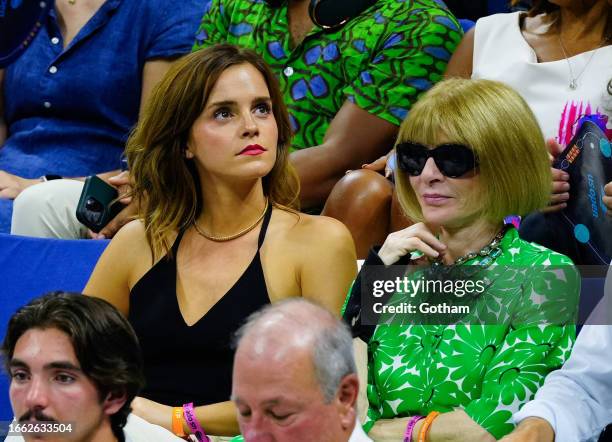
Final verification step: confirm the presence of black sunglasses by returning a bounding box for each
[396,142,479,178]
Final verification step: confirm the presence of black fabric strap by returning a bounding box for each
[256,202,273,249]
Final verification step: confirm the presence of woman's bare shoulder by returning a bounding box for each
[264,209,357,309]
[84,220,148,311]
[89,220,183,297]
[266,209,356,275]
[106,219,179,275]
[88,220,149,281]
[111,219,149,253]
[273,209,353,245]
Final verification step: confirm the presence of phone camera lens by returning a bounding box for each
[85,197,103,212]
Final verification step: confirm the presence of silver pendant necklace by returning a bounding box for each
[557,34,600,90]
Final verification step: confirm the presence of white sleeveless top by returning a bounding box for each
[472,11,612,145]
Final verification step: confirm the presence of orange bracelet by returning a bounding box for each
[417,411,440,442]
[172,406,185,437]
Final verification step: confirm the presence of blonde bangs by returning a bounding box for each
[394,79,551,224]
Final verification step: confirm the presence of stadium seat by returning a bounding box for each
[0,234,109,420]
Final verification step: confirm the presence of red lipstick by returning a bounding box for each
[239,144,266,156]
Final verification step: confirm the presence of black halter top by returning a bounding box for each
[128,205,273,406]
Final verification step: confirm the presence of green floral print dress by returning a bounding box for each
[345,228,579,439]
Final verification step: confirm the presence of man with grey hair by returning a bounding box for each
[231,298,371,442]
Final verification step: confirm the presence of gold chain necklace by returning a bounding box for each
[193,199,269,242]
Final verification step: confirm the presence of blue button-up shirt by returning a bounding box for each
[0,0,202,232]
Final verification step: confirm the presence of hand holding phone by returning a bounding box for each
[76,176,124,233]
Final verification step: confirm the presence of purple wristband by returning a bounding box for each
[404,415,424,442]
[183,402,210,442]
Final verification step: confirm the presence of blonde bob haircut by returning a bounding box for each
[126,44,299,260]
[395,78,551,224]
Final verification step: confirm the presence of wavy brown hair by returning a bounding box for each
[126,44,299,260]
[512,0,612,43]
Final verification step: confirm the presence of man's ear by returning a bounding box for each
[335,373,359,430]
[102,390,128,416]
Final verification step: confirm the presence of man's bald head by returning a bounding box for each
[234,298,356,402]
[231,299,359,442]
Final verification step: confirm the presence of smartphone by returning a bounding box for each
[75,176,123,233]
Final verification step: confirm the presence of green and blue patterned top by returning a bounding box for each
[193,0,462,150]
[346,228,579,439]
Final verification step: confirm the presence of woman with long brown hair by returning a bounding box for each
[84,44,357,438]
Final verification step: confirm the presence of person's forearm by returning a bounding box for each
[132,397,240,438]
[369,411,495,442]
[290,145,347,209]
[412,410,495,442]
[192,400,240,436]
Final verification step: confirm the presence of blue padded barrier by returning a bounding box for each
[0,234,109,420]
[0,231,604,421]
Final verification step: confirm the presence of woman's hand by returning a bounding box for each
[88,171,138,239]
[130,396,173,431]
[378,222,446,265]
[604,181,612,216]
[543,139,570,213]
[545,166,570,211]
[344,150,393,177]
[368,417,411,442]
[107,170,133,204]
[0,171,41,199]
[362,151,393,178]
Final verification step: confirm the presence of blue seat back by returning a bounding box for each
[0,234,108,419]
